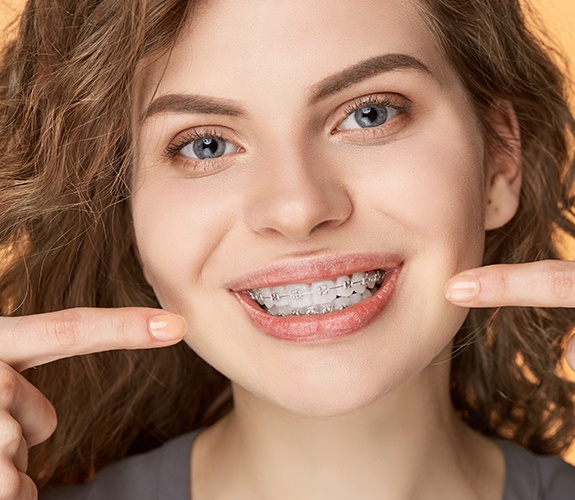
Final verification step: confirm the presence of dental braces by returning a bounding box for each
[247,269,386,305]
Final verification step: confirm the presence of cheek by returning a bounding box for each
[131,171,235,307]
[358,111,486,264]
[339,106,486,348]
[403,136,485,247]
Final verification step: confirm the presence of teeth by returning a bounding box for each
[310,280,337,304]
[350,293,363,305]
[260,288,274,308]
[286,284,313,308]
[334,296,351,310]
[351,272,367,294]
[271,286,289,306]
[246,269,386,317]
[367,270,382,289]
[335,276,354,297]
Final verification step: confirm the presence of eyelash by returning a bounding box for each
[344,95,406,119]
[163,127,228,159]
[162,94,410,171]
[335,94,409,135]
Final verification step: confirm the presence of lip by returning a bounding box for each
[226,252,403,291]
[229,253,403,343]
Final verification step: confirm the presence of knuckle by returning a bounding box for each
[41,401,58,441]
[26,393,57,447]
[0,370,19,408]
[115,312,139,346]
[492,268,511,298]
[0,467,24,499]
[0,415,23,451]
[46,310,85,350]
[546,265,575,301]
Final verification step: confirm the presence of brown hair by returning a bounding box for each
[0,0,573,489]
[412,0,575,454]
[0,0,230,487]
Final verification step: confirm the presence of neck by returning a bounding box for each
[192,356,503,500]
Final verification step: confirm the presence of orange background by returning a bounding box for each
[536,0,575,95]
[0,0,573,56]
[0,0,571,81]
[0,0,572,72]
[537,0,575,59]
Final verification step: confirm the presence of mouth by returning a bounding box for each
[230,255,402,343]
[246,269,385,317]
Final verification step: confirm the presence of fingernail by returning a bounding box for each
[445,275,480,303]
[149,314,187,341]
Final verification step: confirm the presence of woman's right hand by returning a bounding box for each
[0,307,186,499]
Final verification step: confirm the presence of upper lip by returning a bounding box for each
[226,252,404,291]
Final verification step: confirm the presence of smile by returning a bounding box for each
[230,254,402,343]
[247,269,385,316]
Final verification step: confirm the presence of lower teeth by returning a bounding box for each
[248,269,385,317]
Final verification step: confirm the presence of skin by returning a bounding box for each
[0,0,573,498]
[132,0,518,498]
[0,309,186,499]
[134,0,489,418]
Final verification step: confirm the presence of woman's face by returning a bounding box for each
[133,0,499,416]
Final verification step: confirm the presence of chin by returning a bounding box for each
[252,359,415,419]
[280,396,386,419]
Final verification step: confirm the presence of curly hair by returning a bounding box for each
[0,0,573,488]
[412,0,575,455]
[0,0,230,487]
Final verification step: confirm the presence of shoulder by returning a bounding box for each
[498,439,575,500]
[39,431,200,500]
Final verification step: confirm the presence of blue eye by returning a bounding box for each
[180,136,237,160]
[339,101,400,131]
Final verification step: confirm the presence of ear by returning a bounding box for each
[484,101,522,230]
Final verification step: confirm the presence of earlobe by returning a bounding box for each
[484,101,522,230]
[485,173,521,229]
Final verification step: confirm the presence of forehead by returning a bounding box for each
[139,0,456,106]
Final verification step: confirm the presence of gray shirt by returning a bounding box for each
[40,432,575,499]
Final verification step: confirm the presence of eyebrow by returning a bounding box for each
[309,53,434,104]
[143,94,245,120]
[142,53,433,120]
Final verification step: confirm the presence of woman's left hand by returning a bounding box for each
[445,260,575,370]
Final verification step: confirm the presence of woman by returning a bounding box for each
[0,0,574,498]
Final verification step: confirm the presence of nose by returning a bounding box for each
[244,146,353,242]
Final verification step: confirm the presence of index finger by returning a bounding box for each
[444,260,575,308]
[0,308,187,372]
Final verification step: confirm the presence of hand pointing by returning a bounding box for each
[0,307,186,499]
[445,260,575,370]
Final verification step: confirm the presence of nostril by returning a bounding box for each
[249,193,353,241]
[244,161,353,241]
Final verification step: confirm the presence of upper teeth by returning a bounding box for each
[246,269,385,316]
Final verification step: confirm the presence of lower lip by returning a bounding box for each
[234,267,401,343]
